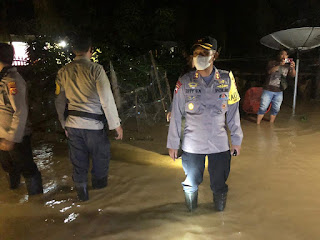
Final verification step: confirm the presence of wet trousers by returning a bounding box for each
[181,150,231,194]
[0,135,40,179]
[66,127,110,187]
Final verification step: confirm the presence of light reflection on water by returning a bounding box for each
[45,199,67,208]
[43,180,58,194]
[19,194,28,203]
[33,144,54,171]
[64,212,80,223]
[60,205,73,213]
[1,111,320,239]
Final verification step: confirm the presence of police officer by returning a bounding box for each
[0,43,43,195]
[55,35,123,201]
[167,37,243,211]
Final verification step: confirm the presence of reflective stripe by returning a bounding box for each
[228,71,240,105]
[199,44,211,50]
[55,82,61,95]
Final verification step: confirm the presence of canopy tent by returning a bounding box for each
[260,27,320,115]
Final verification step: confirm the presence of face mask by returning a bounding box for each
[193,55,212,70]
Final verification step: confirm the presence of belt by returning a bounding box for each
[67,110,106,121]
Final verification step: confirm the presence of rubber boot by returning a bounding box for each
[213,192,227,211]
[184,191,198,212]
[92,176,108,189]
[7,173,21,189]
[25,172,43,196]
[75,184,89,201]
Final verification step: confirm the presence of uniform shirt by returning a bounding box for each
[0,67,31,143]
[264,61,289,92]
[167,67,243,154]
[55,56,121,130]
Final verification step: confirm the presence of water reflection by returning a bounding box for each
[33,144,54,171]
[45,199,67,208]
[43,180,58,194]
[64,212,80,223]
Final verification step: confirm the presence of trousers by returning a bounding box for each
[181,150,231,194]
[0,135,40,179]
[66,127,111,186]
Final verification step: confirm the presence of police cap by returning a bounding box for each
[192,36,217,51]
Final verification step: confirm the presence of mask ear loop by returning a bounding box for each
[212,47,221,62]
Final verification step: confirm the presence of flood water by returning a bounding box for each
[1,105,320,240]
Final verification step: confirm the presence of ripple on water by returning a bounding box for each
[33,144,54,171]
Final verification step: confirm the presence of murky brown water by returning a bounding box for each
[1,105,320,240]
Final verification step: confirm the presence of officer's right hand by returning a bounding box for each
[115,126,123,140]
[166,112,172,122]
[168,148,178,161]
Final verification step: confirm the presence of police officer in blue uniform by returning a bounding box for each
[167,37,243,211]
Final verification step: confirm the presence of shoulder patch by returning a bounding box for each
[228,71,240,104]
[7,82,18,95]
[55,82,61,95]
[174,80,182,94]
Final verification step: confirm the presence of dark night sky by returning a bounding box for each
[3,0,320,57]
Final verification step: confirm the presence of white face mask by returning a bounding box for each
[193,55,212,70]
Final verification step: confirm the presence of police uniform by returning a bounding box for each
[0,67,43,194]
[167,67,243,209]
[55,56,121,200]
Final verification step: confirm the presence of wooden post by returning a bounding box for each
[134,91,140,132]
[110,61,122,110]
[164,71,172,105]
[149,70,157,102]
[149,50,166,113]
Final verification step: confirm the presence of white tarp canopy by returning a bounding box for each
[260,27,320,51]
[260,27,320,115]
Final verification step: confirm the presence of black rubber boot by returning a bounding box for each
[213,192,227,211]
[75,184,89,201]
[7,173,21,189]
[92,176,108,189]
[25,172,43,196]
[184,191,198,212]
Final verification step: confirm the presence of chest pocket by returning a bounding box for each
[212,101,228,115]
[211,92,229,116]
[185,99,204,115]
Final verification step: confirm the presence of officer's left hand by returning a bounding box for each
[0,139,15,151]
[115,126,123,140]
[231,145,241,156]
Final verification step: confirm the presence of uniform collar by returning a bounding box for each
[193,66,219,80]
[0,66,16,73]
[74,56,91,61]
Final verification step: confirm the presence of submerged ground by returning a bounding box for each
[0,104,320,240]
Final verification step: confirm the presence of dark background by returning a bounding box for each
[1,0,320,133]
[2,0,320,56]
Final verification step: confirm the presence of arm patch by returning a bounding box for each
[7,82,18,95]
[228,72,240,105]
[55,82,61,95]
[174,80,182,94]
